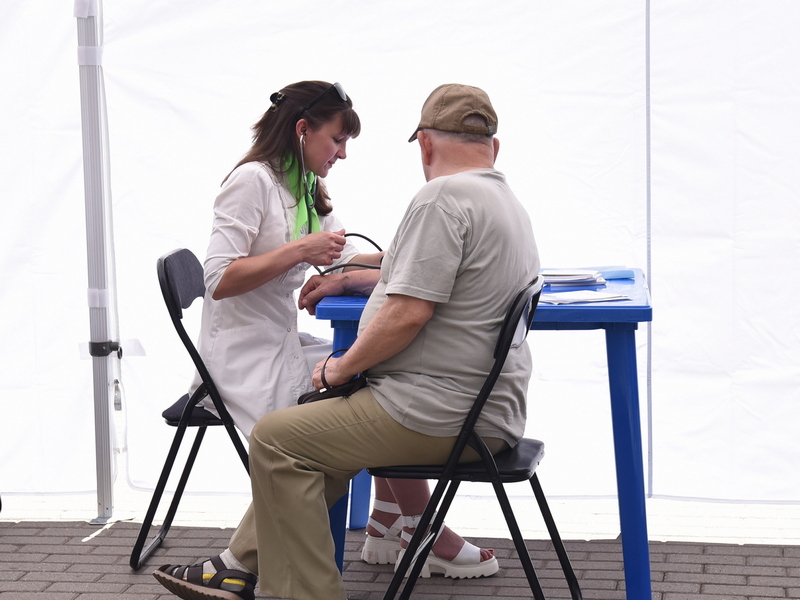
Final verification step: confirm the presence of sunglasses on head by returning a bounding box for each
[300,82,348,116]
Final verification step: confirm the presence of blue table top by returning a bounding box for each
[315,268,652,325]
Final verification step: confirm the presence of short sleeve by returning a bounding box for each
[384,199,467,303]
[203,164,277,296]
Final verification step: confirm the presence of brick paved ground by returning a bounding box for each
[1,521,799,599]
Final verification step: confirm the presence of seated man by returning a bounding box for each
[154,83,541,600]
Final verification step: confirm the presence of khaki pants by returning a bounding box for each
[228,387,506,600]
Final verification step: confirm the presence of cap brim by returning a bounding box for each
[408,128,420,143]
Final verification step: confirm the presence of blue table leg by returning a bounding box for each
[605,326,653,600]
[327,319,372,567]
[329,494,348,572]
[348,469,372,529]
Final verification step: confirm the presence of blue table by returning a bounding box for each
[317,269,653,599]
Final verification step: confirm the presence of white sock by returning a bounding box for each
[219,548,256,576]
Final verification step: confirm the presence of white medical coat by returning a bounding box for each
[189,162,359,438]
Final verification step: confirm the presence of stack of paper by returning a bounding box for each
[539,290,630,305]
[540,269,606,287]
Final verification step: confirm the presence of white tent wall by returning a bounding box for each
[0,3,97,492]
[1,0,798,517]
[649,1,800,501]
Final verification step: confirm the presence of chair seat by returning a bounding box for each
[162,394,223,427]
[368,438,544,483]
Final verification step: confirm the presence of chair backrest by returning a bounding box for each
[156,248,233,420]
[157,248,206,320]
[447,276,542,467]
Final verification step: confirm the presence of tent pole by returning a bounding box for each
[75,0,119,523]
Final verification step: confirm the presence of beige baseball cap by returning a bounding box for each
[408,83,498,142]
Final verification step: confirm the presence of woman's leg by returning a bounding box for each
[379,478,495,562]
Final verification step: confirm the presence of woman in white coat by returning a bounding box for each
[191,81,367,440]
[159,80,497,600]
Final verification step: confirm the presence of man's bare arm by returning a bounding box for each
[311,294,435,388]
[298,270,381,315]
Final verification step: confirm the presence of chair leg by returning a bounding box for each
[382,479,459,600]
[530,473,583,600]
[223,421,250,475]
[129,425,207,570]
[489,478,548,600]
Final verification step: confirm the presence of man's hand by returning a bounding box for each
[311,355,351,389]
[298,273,348,315]
[298,270,381,315]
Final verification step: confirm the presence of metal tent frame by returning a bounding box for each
[75,0,120,523]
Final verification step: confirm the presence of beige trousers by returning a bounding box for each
[227,387,505,600]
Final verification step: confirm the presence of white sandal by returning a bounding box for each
[361,499,403,564]
[395,514,499,579]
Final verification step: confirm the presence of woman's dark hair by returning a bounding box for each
[226,80,361,216]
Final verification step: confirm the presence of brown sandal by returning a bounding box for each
[153,555,257,600]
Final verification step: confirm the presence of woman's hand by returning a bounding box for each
[299,229,346,266]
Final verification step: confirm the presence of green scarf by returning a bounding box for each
[283,154,320,240]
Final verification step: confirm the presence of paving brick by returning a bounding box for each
[663,595,746,600]
[651,580,702,594]
[0,581,50,592]
[749,555,800,567]
[0,594,77,600]
[704,544,784,557]
[705,563,787,576]
[46,582,129,594]
[663,571,747,585]
[701,583,785,597]
[748,574,800,587]
[0,535,71,545]
[668,552,746,566]
[21,572,100,584]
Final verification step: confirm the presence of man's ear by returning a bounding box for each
[492,137,500,163]
[418,131,434,166]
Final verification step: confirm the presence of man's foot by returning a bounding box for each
[361,503,498,579]
[153,555,257,600]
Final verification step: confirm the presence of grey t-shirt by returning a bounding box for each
[360,168,540,446]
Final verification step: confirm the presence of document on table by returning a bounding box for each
[540,269,606,287]
[540,266,636,287]
[539,290,630,305]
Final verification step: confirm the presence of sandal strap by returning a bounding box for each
[209,555,228,574]
[207,555,258,587]
[367,516,390,537]
[207,568,258,588]
[185,564,205,586]
[372,499,400,513]
[368,499,402,539]
[400,513,443,545]
[401,512,436,530]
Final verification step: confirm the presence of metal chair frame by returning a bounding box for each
[130,248,249,570]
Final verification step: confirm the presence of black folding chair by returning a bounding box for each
[130,248,250,570]
[368,277,582,600]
